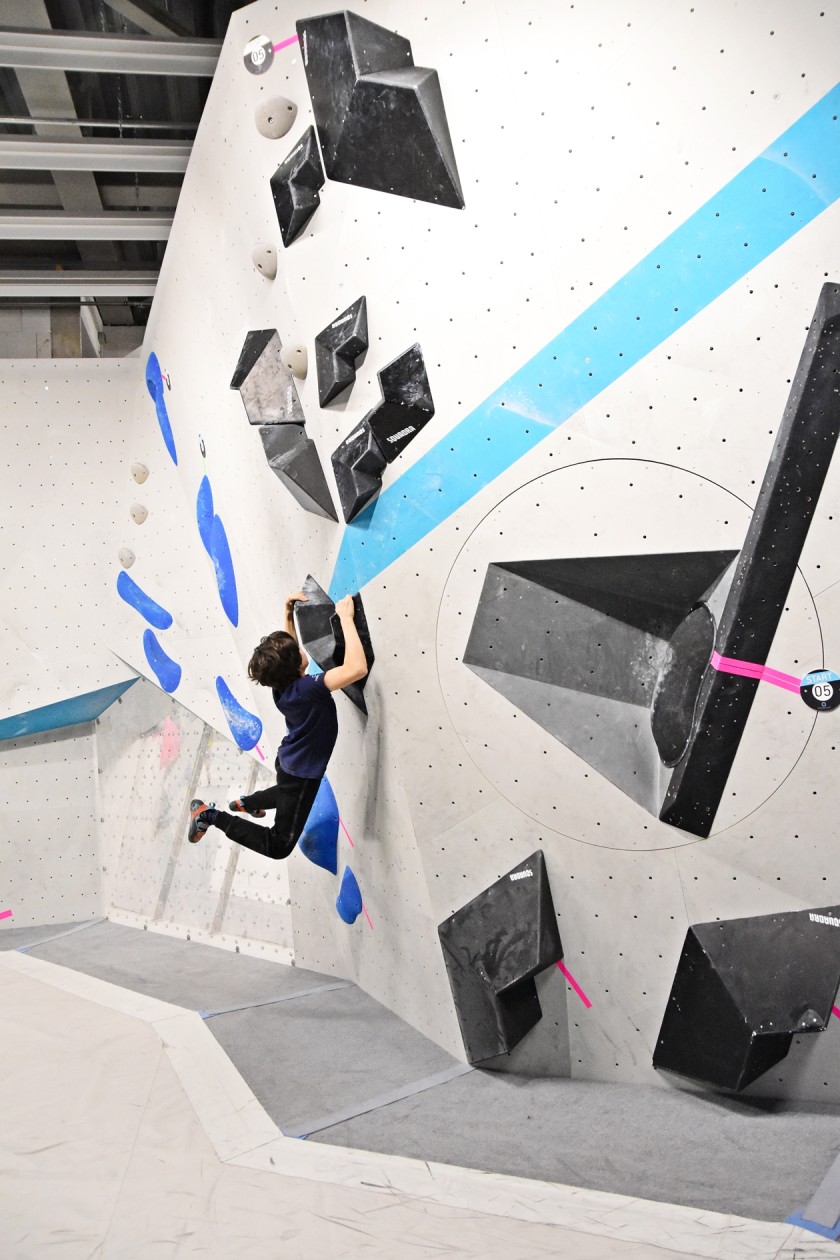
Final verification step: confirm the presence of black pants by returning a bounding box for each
[212,761,322,860]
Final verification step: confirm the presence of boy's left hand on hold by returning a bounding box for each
[285,591,308,615]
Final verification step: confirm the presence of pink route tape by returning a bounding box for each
[710,650,801,694]
[273,35,299,51]
[0,909,12,921]
[363,905,374,930]
[832,1006,840,1020]
[255,745,266,761]
[339,818,355,848]
[556,960,592,1008]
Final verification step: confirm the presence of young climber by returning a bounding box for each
[187,590,367,859]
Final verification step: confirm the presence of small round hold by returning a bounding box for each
[281,343,308,379]
[131,461,149,484]
[118,547,136,569]
[255,96,297,139]
[130,503,148,525]
[252,243,278,280]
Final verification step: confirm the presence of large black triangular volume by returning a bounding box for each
[654,906,840,1090]
[438,851,562,1064]
[295,574,374,713]
[315,296,369,406]
[270,126,325,246]
[296,11,464,209]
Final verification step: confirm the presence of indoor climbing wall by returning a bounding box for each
[0,359,139,927]
[28,0,840,1099]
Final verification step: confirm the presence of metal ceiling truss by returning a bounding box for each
[0,0,228,343]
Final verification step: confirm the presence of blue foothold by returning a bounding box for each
[336,865,363,925]
[143,629,182,693]
[299,778,339,874]
[196,475,214,554]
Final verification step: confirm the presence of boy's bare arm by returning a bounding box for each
[324,594,369,691]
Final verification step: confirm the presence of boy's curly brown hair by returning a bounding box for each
[248,631,302,691]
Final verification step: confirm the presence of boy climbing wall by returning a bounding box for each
[188,590,367,858]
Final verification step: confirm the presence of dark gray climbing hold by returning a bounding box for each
[296,11,464,209]
[295,574,374,713]
[438,851,562,1064]
[315,296,369,406]
[269,126,325,246]
[330,343,435,521]
[654,906,840,1091]
[259,426,337,521]
[331,419,388,523]
[366,343,434,461]
[230,329,304,425]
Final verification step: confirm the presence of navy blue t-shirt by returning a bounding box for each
[273,674,338,779]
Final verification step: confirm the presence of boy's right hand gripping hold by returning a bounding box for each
[324,594,368,693]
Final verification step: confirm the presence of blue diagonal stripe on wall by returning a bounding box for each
[329,82,840,599]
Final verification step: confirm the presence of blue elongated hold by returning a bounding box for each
[117,570,173,630]
[299,778,339,874]
[143,629,182,693]
[196,475,214,553]
[145,351,178,465]
[336,865,363,924]
[209,514,239,626]
[215,676,262,750]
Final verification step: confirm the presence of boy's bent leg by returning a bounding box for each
[213,768,321,860]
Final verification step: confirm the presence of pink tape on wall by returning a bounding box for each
[710,650,801,694]
[556,960,592,1008]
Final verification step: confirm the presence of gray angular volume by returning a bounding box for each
[294,574,374,714]
[331,343,435,522]
[315,296,369,406]
[438,851,562,1064]
[230,329,304,425]
[259,425,337,522]
[654,906,840,1091]
[296,11,464,209]
[464,552,737,820]
[269,126,325,246]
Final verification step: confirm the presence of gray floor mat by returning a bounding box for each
[208,985,461,1135]
[311,1068,840,1222]
[0,919,101,951]
[12,918,840,1223]
[25,919,335,1010]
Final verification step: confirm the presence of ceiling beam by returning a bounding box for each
[101,0,192,38]
[0,114,197,132]
[0,269,157,296]
[0,210,172,239]
[0,179,181,208]
[0,136,191,172]
[0,28,221,76]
